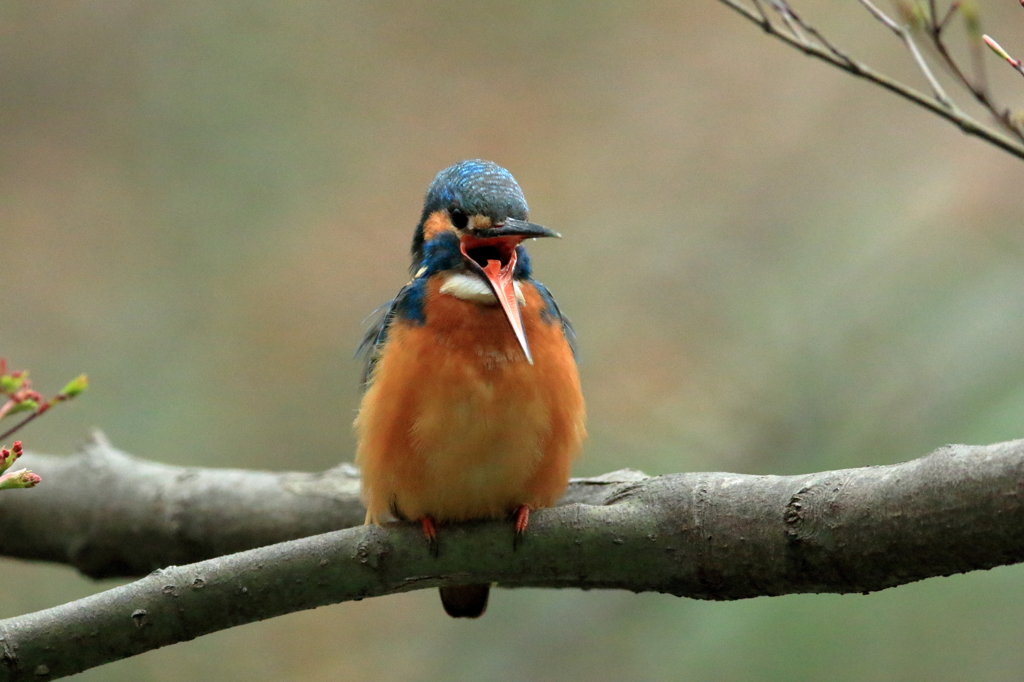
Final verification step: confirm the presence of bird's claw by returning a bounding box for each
[421,516,439,557]
[512,505,531,551]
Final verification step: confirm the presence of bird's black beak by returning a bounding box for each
[472,218,561,240]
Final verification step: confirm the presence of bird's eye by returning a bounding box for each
[449,208,469,230]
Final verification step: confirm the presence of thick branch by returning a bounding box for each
[0,432,363,577]
[0,432,642,578]
[1,438,1023,680]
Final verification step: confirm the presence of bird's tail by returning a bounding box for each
[439,584,490,618]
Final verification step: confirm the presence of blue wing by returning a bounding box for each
[531,279,578,360]
[356,279,425,387]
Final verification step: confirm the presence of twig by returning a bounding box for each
[751,0,771,24]
[859,0,954,107]
[917,0,1024,141]
[937,0,960,31]
[716,0,1024,160]
[0,413,41,444]
[770,0,812,46]
[767,0,855,64]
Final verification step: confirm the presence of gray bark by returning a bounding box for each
[0,431,641,578]
[1,435,1023,680]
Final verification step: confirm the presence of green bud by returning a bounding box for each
[895,0,928,29]
[59,374,89,399]
[911,0,929,28]
[7,399,38,415]
[0,374,24,394]
[961,0,980,39]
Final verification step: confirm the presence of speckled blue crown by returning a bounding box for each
[423,160,529,223]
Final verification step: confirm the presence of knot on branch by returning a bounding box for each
[783,488,807,536]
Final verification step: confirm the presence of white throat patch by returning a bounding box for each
[439,273,525,305]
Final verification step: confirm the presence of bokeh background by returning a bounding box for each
[3,1,1024,680]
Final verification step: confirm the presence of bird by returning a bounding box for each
[354,160,586,618]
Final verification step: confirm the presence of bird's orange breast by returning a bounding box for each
[355,276,585,525]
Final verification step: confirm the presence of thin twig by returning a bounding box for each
[861,0,907,32]
[917,1,1022,140]
[924,1,1023,140]
[0,412,41,443]
[751,0,771,24]
[937,1,960,32]
[907,31,955,105]
[715,0,1024,160]
[769,0,812,46]
[967,21,990,105]
[768,0,855,64]
[859,0,953,107]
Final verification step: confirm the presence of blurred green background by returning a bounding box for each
[3,1,1024,680]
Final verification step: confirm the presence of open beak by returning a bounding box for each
[459,219,560,365]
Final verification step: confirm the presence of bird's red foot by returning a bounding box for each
[512,505,531,551]
[420,516,439,557]
[513,505,531,534]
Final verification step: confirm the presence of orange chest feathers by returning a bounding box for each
[355,276,585,525]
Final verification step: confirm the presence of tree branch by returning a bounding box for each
[1,437,1023,680]
[0,431,365,577]
[717,0,1024,161]
[858,0,952,106]
[0,432,642,578]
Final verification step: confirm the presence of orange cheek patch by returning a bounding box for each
[421,211,454,242]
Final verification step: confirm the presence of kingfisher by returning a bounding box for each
[354,160,586,618]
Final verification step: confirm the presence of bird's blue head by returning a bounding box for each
[411,160,549,266]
